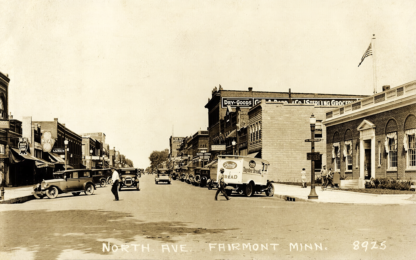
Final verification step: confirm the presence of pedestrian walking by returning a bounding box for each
[301,168,307,188]
[111,167,121,201]
[324,168,334,189]
[320,165,327,186]
[215,168,229,201]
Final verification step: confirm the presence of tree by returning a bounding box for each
[149,149,169,172]
[125,158,134,167]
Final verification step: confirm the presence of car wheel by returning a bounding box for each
[136,182,140,190]
[72,192,81,196]
[100,179,106,187]
[244,182,254,197]
[85,184,95,195]
[46,187,59,199]
[107,178,113,185]
[33,193,44,199]
[265,183,274,197]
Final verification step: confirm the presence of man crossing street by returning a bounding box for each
[111,167,121,201]
[215,168,229,201]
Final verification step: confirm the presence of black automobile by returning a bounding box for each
[91,168,111,187]
[118,168,140,191]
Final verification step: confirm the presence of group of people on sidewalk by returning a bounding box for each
[301,165,335,189]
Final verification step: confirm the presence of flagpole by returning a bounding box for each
[372,34,377,94]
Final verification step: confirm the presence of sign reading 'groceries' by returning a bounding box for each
[222,97,358,108]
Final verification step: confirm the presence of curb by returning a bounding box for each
[0,195,35,204]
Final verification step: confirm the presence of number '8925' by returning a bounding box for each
[353,241,386,251]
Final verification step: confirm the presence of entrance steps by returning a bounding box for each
[340,179,359,189]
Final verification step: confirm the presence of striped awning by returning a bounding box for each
[11,148,55,168]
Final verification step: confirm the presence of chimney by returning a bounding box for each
[382,85,390,92]
[9,113,13,119]
[248,87,253,92]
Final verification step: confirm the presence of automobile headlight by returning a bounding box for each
[132,178,135,181]
[43,183,49,189]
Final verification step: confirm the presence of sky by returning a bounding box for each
[0,0,415,168]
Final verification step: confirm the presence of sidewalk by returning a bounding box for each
[0,185,35,204]
[272,183,416,205]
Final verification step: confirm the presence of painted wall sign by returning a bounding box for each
[18,138,29,155]
[222,97,358,108]
[41,131,56,152]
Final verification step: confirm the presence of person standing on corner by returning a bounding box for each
[215,168,229,201]
[111,167,120,201]
[301,168,307,188]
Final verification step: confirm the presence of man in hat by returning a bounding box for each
[111,167,120,201]
[215,168,230,201]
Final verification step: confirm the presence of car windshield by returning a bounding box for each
[53,173,65,179]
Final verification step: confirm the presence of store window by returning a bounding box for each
[332,142,340,171]
[255,123,258,140]
[344,141,352,171]
[404,130,416,169]
[385,132,397,169]
[378,142,381,167]
[0,144,4,154]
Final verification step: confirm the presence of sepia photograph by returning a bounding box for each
[0,0,416,259]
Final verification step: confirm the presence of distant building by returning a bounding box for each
[169,136,185,158]
[323,80,416,188]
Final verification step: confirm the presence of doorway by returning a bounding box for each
[364,143,371,180]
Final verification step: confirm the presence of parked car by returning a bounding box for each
[118,168,140,191]
[32,169,96,199]
[155,168,171,184]
[91,168,111,187]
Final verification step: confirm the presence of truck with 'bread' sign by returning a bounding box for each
[217,155,274,197]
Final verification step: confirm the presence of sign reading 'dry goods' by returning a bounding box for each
[222,97,358,108]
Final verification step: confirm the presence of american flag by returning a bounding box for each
[358,43,372,67]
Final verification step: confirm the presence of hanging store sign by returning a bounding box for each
[0,120,10,129]
[211,145,226,151]
[222,97,359,108]
[18,138,29,155]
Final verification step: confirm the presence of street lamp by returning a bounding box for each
[64,139,69,171]
[90,149,93,169]
[308,114,318,199]
[232,140,237,155]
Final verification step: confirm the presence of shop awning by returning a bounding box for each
[48,152,65,164]
[205,160,218,168]
[11,148,55,168]
[247,152,259,158]
[226,130,236,139]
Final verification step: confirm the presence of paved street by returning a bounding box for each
[1,175,416,260]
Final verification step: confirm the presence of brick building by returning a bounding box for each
[323,80,416,188]
[169,136,185,158]
[205,85,367,159]
[188,131,209,157]
[33,118,83,169]
[0,71,10,185]
[247,101,337,182]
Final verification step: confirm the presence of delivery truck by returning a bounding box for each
[217,155,274,197]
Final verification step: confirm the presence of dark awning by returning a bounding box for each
[11,148,55,168]
[48,152,65,164]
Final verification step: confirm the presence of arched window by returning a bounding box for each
[344,129,353,171]
[385,119,398,169]
[404,115,416,169]
[0,98,4,119]
[332,132,341,171]
[255,123,258,140]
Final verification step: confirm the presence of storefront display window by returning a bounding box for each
[332,142,340,171]
[344,141,352,171]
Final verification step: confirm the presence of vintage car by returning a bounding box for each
[91,168,111,187]
[155,168,171,184]
[118,168,140,191]
[32,169,96,199]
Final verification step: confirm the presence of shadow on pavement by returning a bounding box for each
[0,209,232,260]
